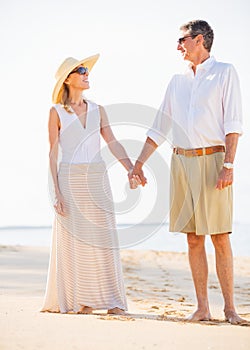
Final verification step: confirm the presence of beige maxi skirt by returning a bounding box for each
[41,162,127,313]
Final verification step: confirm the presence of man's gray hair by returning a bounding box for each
[180,20,214,52]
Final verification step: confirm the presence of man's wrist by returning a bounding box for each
[223,162,234,169]
[134,160,143,170]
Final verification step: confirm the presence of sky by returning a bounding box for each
[0,0,249,227]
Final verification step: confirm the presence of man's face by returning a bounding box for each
[177,30,198,62]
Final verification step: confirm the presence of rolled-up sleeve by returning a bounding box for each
[222,64,243,135]
[146,80,173,146]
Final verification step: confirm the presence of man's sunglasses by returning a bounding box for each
[68,66,89,76]
[178,31,212,45]
[177,35,197,45]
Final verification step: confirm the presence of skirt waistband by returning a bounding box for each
[59,161,106,174]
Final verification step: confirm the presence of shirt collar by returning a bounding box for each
[187,56,216,75]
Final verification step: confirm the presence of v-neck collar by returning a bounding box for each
[71,101,89,130]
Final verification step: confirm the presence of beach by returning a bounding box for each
[0,245,249,350]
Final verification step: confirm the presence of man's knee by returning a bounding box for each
[187,233,205,249]
[211,233,231,251]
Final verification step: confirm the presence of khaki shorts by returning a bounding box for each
[169,152,232,235]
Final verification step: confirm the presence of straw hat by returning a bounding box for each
[52,54,100,103]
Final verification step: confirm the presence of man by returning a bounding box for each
[131,20,245,324]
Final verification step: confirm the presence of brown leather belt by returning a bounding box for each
[173,145,225,157]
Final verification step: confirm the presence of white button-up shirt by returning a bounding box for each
[147,56,243,149]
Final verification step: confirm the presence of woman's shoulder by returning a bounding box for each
[50,104,69,123]
[86,99,99,109]
[86,99,104,117]
[49,104,59,115]
[51,103,63,111]
[49,104,61,115]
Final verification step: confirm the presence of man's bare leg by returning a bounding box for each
[186,233,211,321]
[211,233,246,325]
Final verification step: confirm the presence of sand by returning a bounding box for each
[0,245,249,350]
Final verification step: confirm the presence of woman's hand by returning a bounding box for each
[128,169,142,189]
[54,191,66,216]
[128,165,147,188]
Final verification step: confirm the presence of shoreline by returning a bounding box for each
[0,222,249,256]
[0,245,249,349]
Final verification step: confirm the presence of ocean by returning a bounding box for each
[0,223,249,257]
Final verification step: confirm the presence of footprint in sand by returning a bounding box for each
[209,285,219,289]
[177,297,185,302]
[127,286,143,292]
[152,288,168,292]
[98,315,135,321]
[164,283,174,287]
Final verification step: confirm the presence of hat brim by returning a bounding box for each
[52,54,100,104]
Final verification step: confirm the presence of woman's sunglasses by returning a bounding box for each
[68,66,89,76]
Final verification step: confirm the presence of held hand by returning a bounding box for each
[128,166,147,187]
[127,169,141,189]
[216,167,233,190]
[54,191,66,216]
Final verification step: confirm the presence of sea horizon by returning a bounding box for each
[0,222,249,257]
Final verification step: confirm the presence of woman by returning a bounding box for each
[41,54,139,314]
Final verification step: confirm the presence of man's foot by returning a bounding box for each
[186,309,211,322]
[77,306,93,314]
[225,310,247,325]
[107,307,125,315]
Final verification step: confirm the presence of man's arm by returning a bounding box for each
[216,133,239,190]
[130,137,158,186]
[131,81,173,186]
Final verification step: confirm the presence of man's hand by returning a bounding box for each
[216,167,233,190]
[128,164,147,187]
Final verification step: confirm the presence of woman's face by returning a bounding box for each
[65,65,90,91]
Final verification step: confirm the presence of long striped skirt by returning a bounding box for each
[41,162,127,313]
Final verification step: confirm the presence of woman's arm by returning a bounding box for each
[100,105,134,172]
[100,106,141,188]
[48,107,66,215]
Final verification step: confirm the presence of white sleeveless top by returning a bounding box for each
[54,101,103,164]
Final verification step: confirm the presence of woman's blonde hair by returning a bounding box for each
[56,83,73,113]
